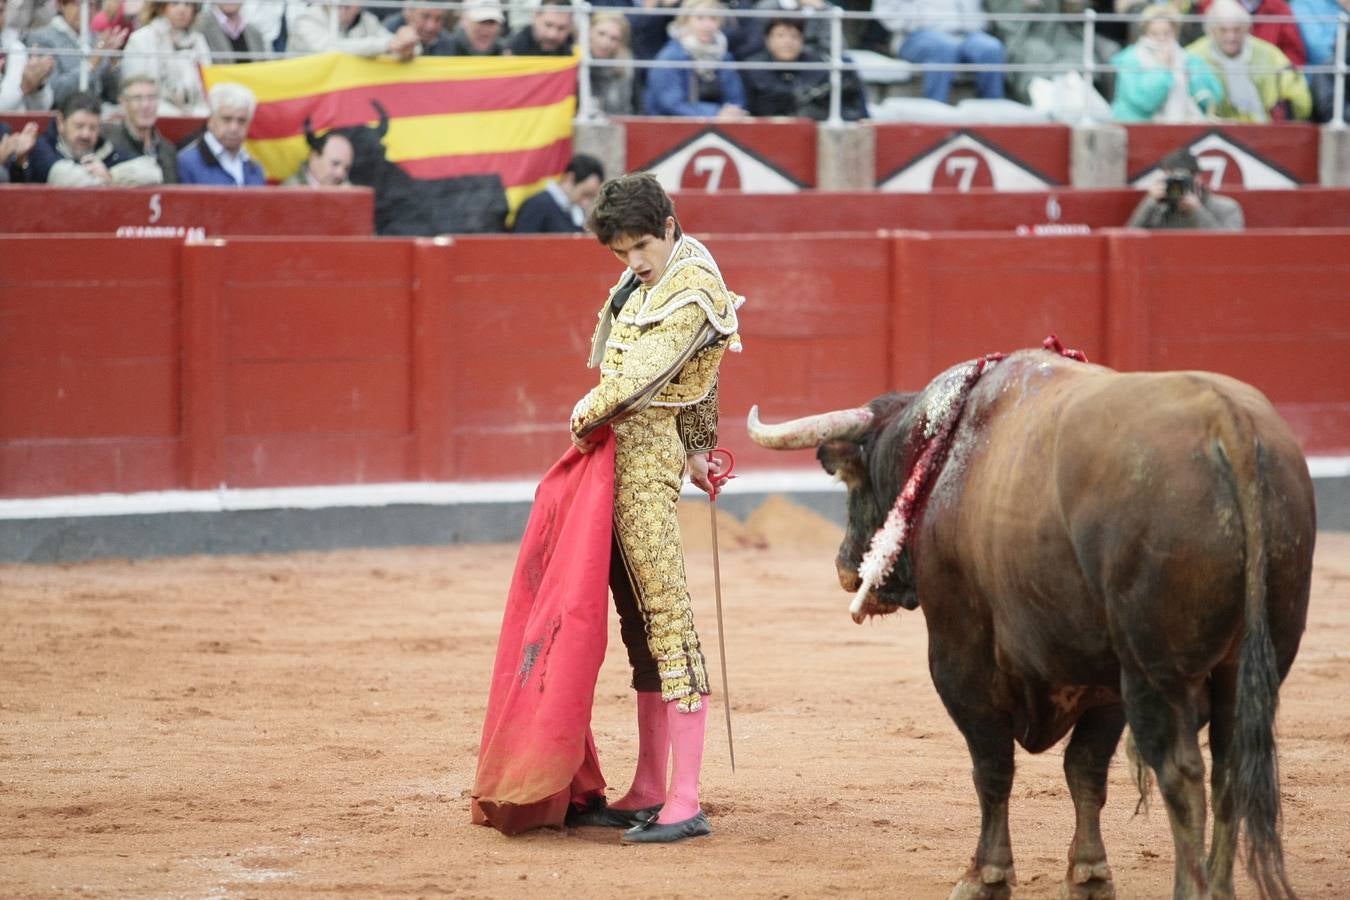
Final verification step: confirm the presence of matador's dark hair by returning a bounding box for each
[587,172,682,245]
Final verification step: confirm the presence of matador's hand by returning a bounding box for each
[571,430,600,455]
[687,452,726,498]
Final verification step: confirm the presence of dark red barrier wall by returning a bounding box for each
[674,187,1350,233]
[0,185,375,236]
[2,230,1347,498]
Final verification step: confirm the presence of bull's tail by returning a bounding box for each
[1217,432,1296,900]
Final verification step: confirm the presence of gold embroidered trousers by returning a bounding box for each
[609,408,709,713]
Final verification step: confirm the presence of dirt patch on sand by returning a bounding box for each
[2,501,1347,899]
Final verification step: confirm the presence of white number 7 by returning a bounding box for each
[692,154,726,192]
[944,156,977,192]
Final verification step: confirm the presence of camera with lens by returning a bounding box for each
[1163,171,1194,208]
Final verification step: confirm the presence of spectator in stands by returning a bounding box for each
[588,10,636,114]
[5,0,54,37]
[24,89,124,184]
[121,1,212,116]
[645,0,748,117]
[505,0,574,55]
[2,0,54,111]
[1197,0,1307,64]
[289,1,420,59]
[0,119,39,180]
[194,2,268,62]
[1113,0,1202,45]
[101,72,178,183]
[92,0,143,35]
[26,0,127,109]
[446,0,506,55]
[513,153,605,232]
[1188,0,1312,120]
[735,0,839,61]
[984,0,1120,103]
[1291,0,1348,121]
[284,130,354,187]
[1127,148,1244,229]
[177,81,266,186]
[382,0,455,55]
[631,0,684,62]
[743,15,869,119]
[241,0,288,53]
[873,0,1006,103]
[1111,3,1224,120]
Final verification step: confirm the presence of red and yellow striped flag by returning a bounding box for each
[201,52,578,215]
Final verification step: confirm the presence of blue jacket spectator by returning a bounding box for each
[1289,0,1342,66]
[178,81,267,186]
[644,0,748,117]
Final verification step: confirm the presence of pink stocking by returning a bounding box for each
[656,696,707,824]
[611,691,669,811]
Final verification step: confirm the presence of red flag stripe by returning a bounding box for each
[398,136,573,187]
[248,68,578,140]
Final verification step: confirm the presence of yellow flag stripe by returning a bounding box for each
[202,52,579,105]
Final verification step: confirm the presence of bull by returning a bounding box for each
[747,344,1315,900]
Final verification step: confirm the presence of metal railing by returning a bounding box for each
[20,0,1349,129]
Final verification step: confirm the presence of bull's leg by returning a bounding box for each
[1061,704,1126,900]
[1204,666,1238,900]
[1121,673,1209,900]
[944,702,1017,900]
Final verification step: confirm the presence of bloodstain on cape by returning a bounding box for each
[471,429,615,835]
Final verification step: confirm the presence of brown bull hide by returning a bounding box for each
[751,348,1316,900]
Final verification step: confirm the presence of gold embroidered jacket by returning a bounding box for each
[571,235,742,452]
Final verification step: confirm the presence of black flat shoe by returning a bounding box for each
[566,801,661,829]
[620,811,711,843]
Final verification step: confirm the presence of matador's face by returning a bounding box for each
[607,216,677,286]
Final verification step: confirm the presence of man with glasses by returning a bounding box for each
[101,73,179,184]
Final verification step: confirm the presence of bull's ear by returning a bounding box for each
[818,439,866,488]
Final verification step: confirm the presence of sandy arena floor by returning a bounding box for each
[2,498,1348,899]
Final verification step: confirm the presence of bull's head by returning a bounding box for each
[747,395,920,621]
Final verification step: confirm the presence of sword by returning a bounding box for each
[707,447,736,773]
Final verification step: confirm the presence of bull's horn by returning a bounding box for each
[746,404,874,450]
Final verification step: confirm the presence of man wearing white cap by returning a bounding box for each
[447,0,506,55]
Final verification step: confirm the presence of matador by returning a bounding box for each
[568,173,742,844]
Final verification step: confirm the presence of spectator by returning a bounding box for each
[1110,2,1224,121]
[588,10,636,114]
[382,0,455,55]
[101,72,178,183]
[1127,148,1244,229]
[177,81,266,186]
[644,0,748,117]
[241,0,288,53]
[735,0,838,61]
[984,0,1119,103]
[1198,0,1307,64]
[26,0,128,109]
[513,153,605,232]
[0,119,39,180]
[92,0,143,34]
[194,2,268,62]
[121,1,212,116]
[446,0,506,55]
[631,0,683,62]
[743,15,868,119]
[289,1,420,59]
[873,0,1006,103]
[1112,0,1203,45]
[1293,0,1349,121]
[284,130,354,186]
[1188,0,1312,120]
[505,0,574,55]
[24,89,124,184]
[4,0,54,36]
[2,0,54,111]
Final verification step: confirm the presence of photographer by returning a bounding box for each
[1126,149,1244,230]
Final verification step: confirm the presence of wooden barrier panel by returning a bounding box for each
[1125,123,1320,188]
[622,117,818,191]
[1,229,1346,499]
[674,187,1350,234]
[0,184,375,237]
[874,124,1072,191]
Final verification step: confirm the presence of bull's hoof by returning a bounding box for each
[1060,861,1115,900]
[948,864,1015,900]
